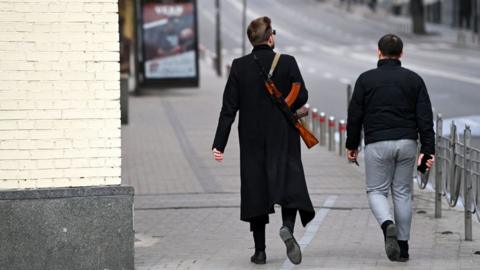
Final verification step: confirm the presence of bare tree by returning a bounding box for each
[410,0,426,34]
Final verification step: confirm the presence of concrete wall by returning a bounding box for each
[0,186,134,270]
[0,0,121,189]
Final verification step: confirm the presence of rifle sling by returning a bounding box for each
[268,53,281,79]
[252,54,300,128]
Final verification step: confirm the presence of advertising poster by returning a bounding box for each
[142,0,198,84]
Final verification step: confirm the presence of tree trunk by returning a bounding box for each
[410,0,426,34]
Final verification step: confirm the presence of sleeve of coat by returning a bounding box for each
[416,78,435,155]
[212,60,240,152]
[346,75,365,150]
[288,56,308,111]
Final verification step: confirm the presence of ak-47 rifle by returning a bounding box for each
[253,54,319,149]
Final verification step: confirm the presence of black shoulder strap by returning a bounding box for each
[252,54,298,127]
[252,54,270,81]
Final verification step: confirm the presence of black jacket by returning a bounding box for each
[346,59,435,155]
[212,45,315,226]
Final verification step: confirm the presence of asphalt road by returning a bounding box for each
[197,0,480,144]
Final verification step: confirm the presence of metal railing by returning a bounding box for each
[419,113,480,241]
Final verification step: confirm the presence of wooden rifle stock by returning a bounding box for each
[285,83,301,107]
[265,81,301,107]
[295,122,319,149]
[253,54,318,149]
[266,81,319,148]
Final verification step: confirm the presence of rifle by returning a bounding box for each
[253,54,319,149]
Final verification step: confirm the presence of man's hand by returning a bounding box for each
[347,149,358,162]
[213,148,224,162]
[418,153,435,171]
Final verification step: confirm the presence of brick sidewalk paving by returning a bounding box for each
[122,62,480,269]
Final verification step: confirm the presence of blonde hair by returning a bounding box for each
[247,16,273,46]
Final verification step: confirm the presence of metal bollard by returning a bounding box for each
[319,112,326,146]
[338,120,346,156]
[226,64,231,75]
[346,84,352,109]
[464,125,472,241]
[449,122,457,206]
[304,104,311,130]
[328,116,336,152]
[457,30,467,45]
[199,45,206,60]
[435,114,443,218]
[312,108,319,137]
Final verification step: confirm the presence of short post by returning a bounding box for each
[449,122,457,204]
[464,125,473,241]
[199,45,206,60]
[338,120,346,156]
[328,116,336,152]
[304,103,311,130]
[319,112,326,146]
[435,114,443,218]
[312,108,319,137]
[226,64,231,75]
[346,84,352,109]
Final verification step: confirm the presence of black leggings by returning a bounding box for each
[250,208,297,251]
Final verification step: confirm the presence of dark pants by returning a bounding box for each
[250,208,297,251]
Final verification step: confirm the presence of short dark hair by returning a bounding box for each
[378,34,403,58]
[247,16,273,46]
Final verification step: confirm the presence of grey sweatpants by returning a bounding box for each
[364,139,417,241]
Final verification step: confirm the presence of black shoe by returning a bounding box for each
[279,226,302,265]
[250,250,266,264]
[397,240,409,262]
[383,222,400,261]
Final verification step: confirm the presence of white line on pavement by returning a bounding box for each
[339,78,351,84]
[323,72,334,79]
[280,195,338,270]
[300,46,313,53]
[285,46,297,53]
[233,48,243,55]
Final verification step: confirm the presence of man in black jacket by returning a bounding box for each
[212,17,315,265]
[346,34,435,262]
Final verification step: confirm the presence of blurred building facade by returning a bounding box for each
[385,0,479,32]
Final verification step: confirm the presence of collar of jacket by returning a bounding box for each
[252,44,273,52]
[377,58,401,67]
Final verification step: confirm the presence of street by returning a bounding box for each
[199,0,480,131]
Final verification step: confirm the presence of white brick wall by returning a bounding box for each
[0,0,121,189]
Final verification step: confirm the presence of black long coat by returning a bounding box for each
[212,45,315,226]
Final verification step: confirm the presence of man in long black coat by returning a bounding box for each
[212,16,315,265]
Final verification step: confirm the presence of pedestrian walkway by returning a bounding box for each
[122,61,480,269]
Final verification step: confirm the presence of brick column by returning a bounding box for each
[0,1,121,189]
[0,1,133,269]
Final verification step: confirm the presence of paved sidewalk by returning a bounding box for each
[122,62,480,269]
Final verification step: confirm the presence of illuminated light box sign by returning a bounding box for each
[141,0,199,87]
